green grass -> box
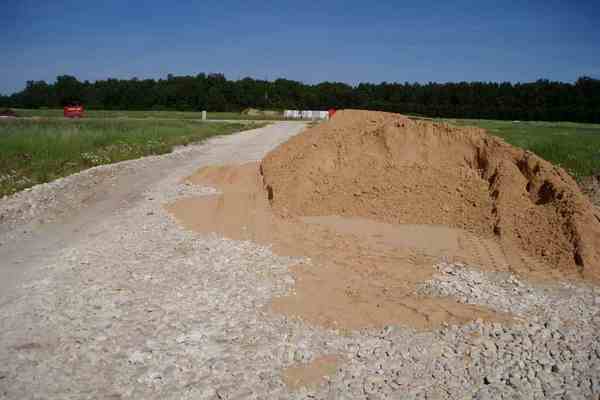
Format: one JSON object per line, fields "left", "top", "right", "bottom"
{"left": 439, "top": 119, "right": 600, "bottom": 180}
{"left": 0, "top": 118, "right": 262, "bottom": 197}
{"left": 13, "top": 109, "right": 286, "bottom": 121}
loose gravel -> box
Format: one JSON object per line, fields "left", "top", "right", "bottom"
{"left": 1, "top": 122, "right": 599, "bottom": 400}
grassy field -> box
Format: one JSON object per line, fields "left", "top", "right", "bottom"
{"left": 0, "top": 118, "right": 261, "bottom": 197}
{"left": 12, "top": 109, "right": 286, "bottom": 121}
{"left": 439, "top": 118, "right": 600, "bottom": 181}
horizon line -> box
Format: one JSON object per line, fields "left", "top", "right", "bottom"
{"left": 2, "top": 73, "right": 597, "bottom": 97}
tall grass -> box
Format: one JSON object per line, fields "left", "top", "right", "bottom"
{"left": 0, "top": 118, "right": 259, "bottom": 197}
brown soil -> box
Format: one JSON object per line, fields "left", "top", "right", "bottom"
{"left": 261, "top": 110, "right": 600, "bottom": 281}
{"left": 282, "top": 355, "right": 340, "bottom": 389}
{"left": 165, "top": 163, "right": 513, "bottom": 331}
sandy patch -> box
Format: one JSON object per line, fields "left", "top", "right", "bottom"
{"left": 165, "top": 163, "right": 512, "bottom": 331}
{"left": 282, "top": 355, "right": 340, "bottom": 389}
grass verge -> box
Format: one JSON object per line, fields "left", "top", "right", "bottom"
{"left": 12, "top": 109, "right": 286, "bottom": 121}
{"left": 0, "top": 118, "right": 262, "bottom": 197}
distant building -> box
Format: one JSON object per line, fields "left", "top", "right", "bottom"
{"left": 63, "top": 104, "right": 84, "bottom": 118}
{"left": 0, "top": 109, "right": 17, "bottom": 118}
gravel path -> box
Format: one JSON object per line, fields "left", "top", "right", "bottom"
{"left": 1, "top": 122, "right": 600, "bottom": 400}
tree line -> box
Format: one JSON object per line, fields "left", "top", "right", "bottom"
{"left": 1, "top": 73, "right": 599, "bottom": 122}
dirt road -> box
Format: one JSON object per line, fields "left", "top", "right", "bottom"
{"left": 0, "top": 122, "right": 310, "bottom": 398}
{"left": 0, "top": 122, "right": 305, "bottom": 296}
{"left": 1, "top": 120, "right": 599, "bottom": 400}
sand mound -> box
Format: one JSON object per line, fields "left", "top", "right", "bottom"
{"left": 262, "top": 110, "right": 600, "bottom": 280}
{"left": 165, "top": 111, "right": 599, "bottom": 331}
{"left": 166, "top": 163, "right": 512, "bottom": 330}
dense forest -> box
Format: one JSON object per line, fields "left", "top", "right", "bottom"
{"left": 1, "top": 74, "right": 599, "bottom": 122}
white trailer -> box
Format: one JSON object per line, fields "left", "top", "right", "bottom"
{"left": 284, "top": 110, "right": 329, "bottom": 120}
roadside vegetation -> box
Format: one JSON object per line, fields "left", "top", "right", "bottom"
{"left": 0, "top": 118, "right": 260, "bottom": 197}
{"left": 13, "top": 109, "right": 285, "bottom": 121}
{"left": 442, "top": 119, "right": 600, "bottom": 181}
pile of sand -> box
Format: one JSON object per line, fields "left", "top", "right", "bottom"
{"left": 166, "top": 110, "right": 600, "bottom": 332}
{"left": 166, "top": 163, "right": 510, "bottom": 330}
{"left": 262, "top": 110, "right": 600, "bottom": 280}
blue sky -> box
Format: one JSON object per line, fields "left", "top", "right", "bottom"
{"left": 1, "top": 0, "right": 599, "bottom": 94}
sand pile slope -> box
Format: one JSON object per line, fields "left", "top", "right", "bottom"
{"left": 261, "top": 110, "right": 600, "bottom": 280}
{"left": 166, "top": 163, "right": 511, "bottom": 330}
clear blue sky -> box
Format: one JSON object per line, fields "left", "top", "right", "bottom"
{"left": 1, "top": 0, "right": 599, "bottom": 95}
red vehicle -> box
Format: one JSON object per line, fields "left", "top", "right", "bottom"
{"left": 64, "top": 104, "right": 84, "bottom": 118}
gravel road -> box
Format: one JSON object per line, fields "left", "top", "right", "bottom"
{"left": 1, "top": 122, "right": 599, "bottom": 400}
